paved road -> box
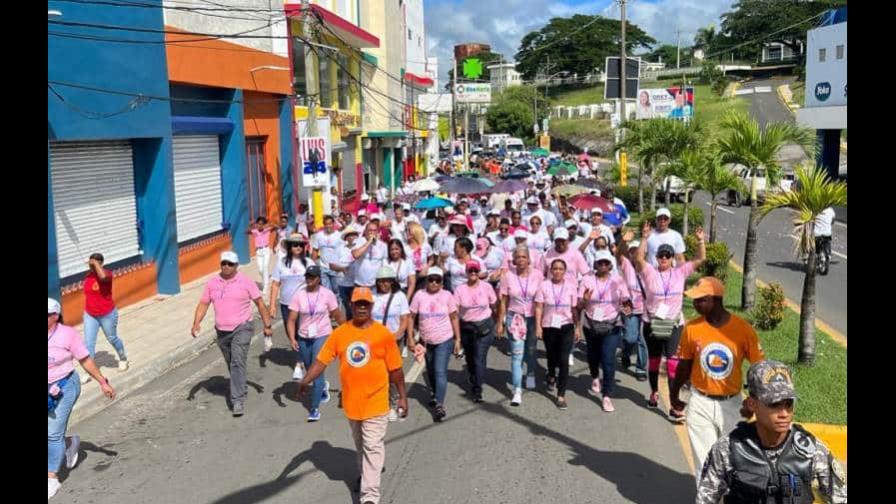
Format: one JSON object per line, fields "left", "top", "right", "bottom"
{"left": 61, "top": 330, "right": 695, "bottom": 504}
{"left": 693, "top": 191, "right": 847, "bottom": 337}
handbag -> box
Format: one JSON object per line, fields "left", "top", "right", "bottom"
{"left": 649, "top": 317, "right": 678, "bottom": 341}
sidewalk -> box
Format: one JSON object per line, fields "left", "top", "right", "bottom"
{"left": 70, "top": 262, "right": 272, "bottom": 425}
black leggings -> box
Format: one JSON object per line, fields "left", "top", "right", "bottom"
{"left": 644, "top": 322, "right": 683, "bottom": 394}
{"left": 543, "top": 324, "right": 575, "bottom": 396}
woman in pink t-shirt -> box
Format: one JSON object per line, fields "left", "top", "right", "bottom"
{"left": 247, "top": 216, "right": 276, "bottom": 294}
{"left": 47, "top": 298, "right": 115, "bottom": 499}
{"left": 496, "top": 245, "right": 544, "bottom": 406}
{"left": 409, "top": 266, "right": 460, "bottom": 422}
{"left": 286, "top": 266, "right": 345, "bottom": 422}
{"left": 535, "top": 258, "right": 581, "bottom": 410}
{"left": 577, "top": 250, "right": 632, "bottom": 413}
{"left": 629, "top": 223, "right": 706, "bottom": 410}
{"left": 453, "top": 260, "right": 498, "bottom": 404}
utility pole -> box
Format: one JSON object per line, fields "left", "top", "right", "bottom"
{"left": 302, "top": 0, "right": 324, "bottom": 228}
{"left": 676, "top": 29, "right": 683, "bottom": 69}
{"left": 618, "top": 0, "right": 628, "bottom": 186}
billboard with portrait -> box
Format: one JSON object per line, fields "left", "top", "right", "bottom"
{"left": 635, "top": 87, "right": 695, "bottom": 120}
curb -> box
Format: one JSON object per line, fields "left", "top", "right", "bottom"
{"left": 776, "top": 84, "right": 800, "bottom": 115}
{"left": 728, "top": 260, "right": 847, "bottom": 348}
{"left": 71, "top": 318, "right": 280, "bottom": 425}
{"left": 724, "top": 82, "right": 740, "bottom": 98}
{"left": 802, "top": 423, "right": 848, "bottom": 463}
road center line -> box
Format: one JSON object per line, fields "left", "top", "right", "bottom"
{"left": 704, "top": 201, "right": 735, "bottom": 214}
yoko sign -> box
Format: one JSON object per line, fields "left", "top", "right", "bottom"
{"left": 804, "top": 22, "right": 846, "bottom": 108}
{"left": 814, "top": 82, "right": 832, "bottom": 102}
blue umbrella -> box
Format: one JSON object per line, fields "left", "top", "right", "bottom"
{"left": 415, "top": 196, "right": 453, "bottom": 210}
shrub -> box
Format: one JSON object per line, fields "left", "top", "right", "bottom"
{"left": 684, "top": 235, "right": 731, "bottom": 282}
{"left": 753, "top": 283, "right": 786, "bottom": 330}
{"left": 613, "top": 185, "right": 639, "bottom": 213}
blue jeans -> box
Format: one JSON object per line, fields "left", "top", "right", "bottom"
{"left": 48, "top": 372, "right": 81, "bottom": 473}
{"left": 584, "top": 325, "right": 623, "bottom": 396}
{"left": 622, "top": 314, "right": 647, "bottom": 375}
{"left": 299, "top": 336, "right": 328, "bottom": 410}
{"left": 460, "top": 320, "right": 495, "bottom": 395}
{"left": 321, "top": 272, "right": 340, "bottom": 302}
{"left": 83, "top": 308, "right": 127, "bottom": 360}
{"left": 339, "top": 286, "right": 355, "bottom": 319}
{"left": 504, "top": 313, "right": 537, "bottom": 389}
{"left": 424, "top": 339, "right": 454, "bottom": 406}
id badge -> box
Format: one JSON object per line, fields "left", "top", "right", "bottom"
{"left": 307, "top": 324, "right": 318, "bottom": 339}
{"left": 550, "top": 314, "right": 564, "bottom": 328}
{"left": 655, "top": 303, "right": 670, "bottom": 319}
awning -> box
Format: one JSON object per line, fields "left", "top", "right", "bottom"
{"left": 404, "top": 72, "right": 434, "bottom": 89}
{"left": 332, "top": 142, "right": 350, "bottom": 152}
{"left": 284, "top": 3, "right": 380, "bottom": 48}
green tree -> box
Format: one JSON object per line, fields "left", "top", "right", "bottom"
{"left": 515, "top": 15, "right": 655, "bottom": 80}
{"left": 694, "top": 25, "right": 718, "bottom": 55}
{"left": 760, "top": 163, "right": 847, "bottom": 364}
{"left": 720, "top": 0, "right": 846, "bottom": 63}
{"left": 615, "top": 119, "right": 666, "bottom": 214}
{"left": 693, "top": 153, "right": 744, "bottom": 243}
{"left": 716, "top": 110, "right": 816, "bottom": 310}
{"left": 485, "top": 85, "right": 550, "bottom": 142}
{"left": 647, "top": 44, "right": 691, "bottom": 66}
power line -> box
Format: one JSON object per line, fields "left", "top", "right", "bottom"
{"left": 54, "top": 0, "right": 287, "bottom": 22}
{"left": 702, "top": 11, "right": 827, "bottom": 60}
{"left": 49, "top": 83, "right": 151, "bottom": 119}
{"left": 48, "top": 79, "right": 302, "bottom": 103}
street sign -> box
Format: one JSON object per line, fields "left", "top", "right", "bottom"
{"left": 463, "top": 58, "right": 484, "bottom": 80}
{"left": 604, "top": 57, "right": 640, "bottom": 100}
{"left": 298, "top": 136, "right": 330, "bottom": 187}
{"left": 455, "top": 83, "right": 491, "bottom": 103}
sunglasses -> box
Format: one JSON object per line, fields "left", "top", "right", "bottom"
{"left": 656, "top": 252, "right": 673, "bottom": 259}
{"left": 221, "top": 261, "right": 236, "bottom": 267}
{"left": 289, "top": 242, "right": 305, "bottom": 248}
{"left": 427, "top": 277, "right": 443, "bottom": 284}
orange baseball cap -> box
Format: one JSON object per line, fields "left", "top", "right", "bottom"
{"left": 684, "top": 277, "right": 725, "bottom": 299}
{"left": 351, "top": 287, "right": 374, "bottom": 304}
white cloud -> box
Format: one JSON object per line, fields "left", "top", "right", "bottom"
{"left": 424, "top": 0, "right": 735, "bottom": 85}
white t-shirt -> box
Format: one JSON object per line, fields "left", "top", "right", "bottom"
{"left": 480, "top": 246, "right": 506, "bottom": 273}
{"left": 352, "top": 239, "right": 388, "bottom": 287}
{"left": 527, "top": 230, "right": 552, "bottom": 252}
{"left": 335, "top": 245, "right": 357, "bottom": 287}
{"left": 390, "top": 218, "right": 409, "bottom": 243}
{"left": 646, "top": 229, "right": 686, "bottom": 267}
{"left": 376, "top": 187, "right": 388, "bottom": 201}
{"left": 814, "top": 208, "right": 835, "bottom": 237}
{"left": 386, "top": 258, "right": 416, "bottom": 290}
{"left": 372, "top": 291, "right": 411, "bottom": 336}
{"left": 271, "top": 257, "right": 308, "bottom": 306}
{"left": 311, "top": 230, "right": 344, "bottom": 271}
{"left": 445, "top": 254, "right": 484, "bottom": 292}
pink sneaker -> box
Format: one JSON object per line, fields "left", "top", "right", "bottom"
{"left": 602, "top": 396, "right": 615, "bottom": 412}
{"left": 590, "top": 378, "right": 601, "bottom": 395}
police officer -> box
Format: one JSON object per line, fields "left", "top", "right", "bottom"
{"left": 696, "top": 360, "right": 847, "bottom": 503}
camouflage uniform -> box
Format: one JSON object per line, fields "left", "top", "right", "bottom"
{"left": 695, "top": 360, "right": 847, "bottom": 503}
{"left": 696, "top": 425, "right": 847, "bottom": 503}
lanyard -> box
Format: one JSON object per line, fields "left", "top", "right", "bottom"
{"left": 306, "top": 289, "right": 322, "bottom": 317}
{"left": 516, "top": 271, "right": 530, "bottom": 300}
{"left": 595, "top": 277, "right": 612, "bottom": 303}
{"left": 659, "top": 270, "right": 673, "bottom": 298}
{"left": 550, "top": 281, "right": 565, "bottom": 307}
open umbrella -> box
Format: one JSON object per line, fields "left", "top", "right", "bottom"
{"left": 415, "top": 196, "right": 453, "bottom": 210}
{"left": 503, "top": 169, "right": 529, "bottom": 180}
{"left": 531, "top": 148, "right": 550, "bottom": 157}
{"left": 439, "top": 176, "right": 492, "bottom": 195}
{"left": 491, "top": 179, "right": 528, "bottom": 193}
{"left": 568, "top": 194, "right": 615, "bottom": 213}
{"left": 413, "top": 178, "right": 441, "bottom": 192}
{"left": 551, "top": 185, "right": 590, "bottom": 198}
{"left": 548, "top": 162, "right": 577, "bottom": 176}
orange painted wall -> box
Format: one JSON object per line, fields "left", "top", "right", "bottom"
{"left": 165, "top": 28, "right": 290, "bottom": 95}
{"left": 244, "top": 91, "right": 285, "bottom": 223}
{"left": 60, "top": 263, "right": 159, "bottom": 327}
{"left": 178, "top": 233, "right": 233, "bottom": 285}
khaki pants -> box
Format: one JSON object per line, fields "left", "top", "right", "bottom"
{"left": 687, "top": 389, "right": 743, "bottom": 484}
{"left": 349, "top": 414, "right": 389, "bottom": 504}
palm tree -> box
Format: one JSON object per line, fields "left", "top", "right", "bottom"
{"left": 657, "top": 119, "right": 705, "bottom": 208}
{"left": 616, "top": 120, "right": 665, "bottom": 214}
{"left": 760, "top": 163, "right": 847, "bottom": 364}
{"left": 694, "top": 153, "right": 744, "bottom": 243}
{"left": 694, "top": 25, "right": 717, "bottom": 57}
{"left": 716, "top": 111, "right": 815, "bottom": 310}
{"left": 667, "top": 149, "right": 704, "bottom": 237}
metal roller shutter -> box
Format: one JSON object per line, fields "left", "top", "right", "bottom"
{"left": 172, "top": 135, "right": 224, "bottom": 242}
{"left": 50, "top": 140, "right": 140, "bottom": 279}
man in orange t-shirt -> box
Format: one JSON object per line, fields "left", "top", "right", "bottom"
{"left": 298, "top": 287, "right": 407, "bottom": 504}
{"left": 669, "top": 277, "right": 765, "bottom": 482}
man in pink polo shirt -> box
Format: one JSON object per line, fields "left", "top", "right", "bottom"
{"left": 191, "top": 251, "right": 273, "bottom": 417}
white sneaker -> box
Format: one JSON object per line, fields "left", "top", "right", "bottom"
{"left": 80, "top": 373, "right": 92, "bottom": 385}
{"left": 118, "top": 359, "right": 129, "bottom": 372}
{"left": 568, "top": 353, "right": 575, "bottom": 367}
{"left": 388, "top": 408, "right": 399, "bottom": 422}
{"left": 401, "top": 345, "right": 408, "bottom": 358}
{"left": 65, "top": 434, "right": 80, "bottom": 469}
{"left": 264, "top": 336, "right": 273, "bottom": 352}
{"left": 511, "top": 388, "right": 522, "bottom": 406}
{"left": 292, "top": 365, "right": 305, "bottom": 381}
{"left": 48, "top": 478, "right": 61, "bottom": 499}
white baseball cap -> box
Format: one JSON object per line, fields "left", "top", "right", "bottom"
{"left": 357, "top": 209, "right": 367, "bottom": 216}
{"left": 361, "top": 194, "right": 370, "bottom": 201}
{"left": 628, "top": 240, "right": 641, "bottom": 249}
{"left": 426, "top": 266, "right": 444, "bottom": 277}
{"left": 565, "top": 219, "right": 578, "bottom": 228}
{"left": 487, "top": 209, "right": 500, "bottom": 217}
{"left": 592, "top": 250, "right": 615, "bottom": 265}
{"left": 48, "top": 297, "right": 61, "bottom": 314}
{"left": 513, "top": 229, "right": 528, "bottom": 239}
{"left": 657, "top": 208, "right": 672, "bottom": 219}
{"left": 526, "top": 196, "right": 539, "bottom": 205}
{"left": 220, "top": 251, "right": 239, "bottom": 263}
{"left": 370, "top": 213, "right": 383, "bottom": 221}
{"left": 553, "top": 228, "right": 570, "bottom": 241}
{"left": 591, "top": 208, "right": 603, "bottom": 215}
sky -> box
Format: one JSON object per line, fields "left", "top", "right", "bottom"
{"left": 423, "top": 0, "right": 737, "bottom": 87}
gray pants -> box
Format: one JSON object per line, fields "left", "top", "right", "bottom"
{"left": 216, "top": 321, "right": 254, "bottom": 404}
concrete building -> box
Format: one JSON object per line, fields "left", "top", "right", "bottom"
{"left": 487, "top": 62, "right": 522, "bottom": 93}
